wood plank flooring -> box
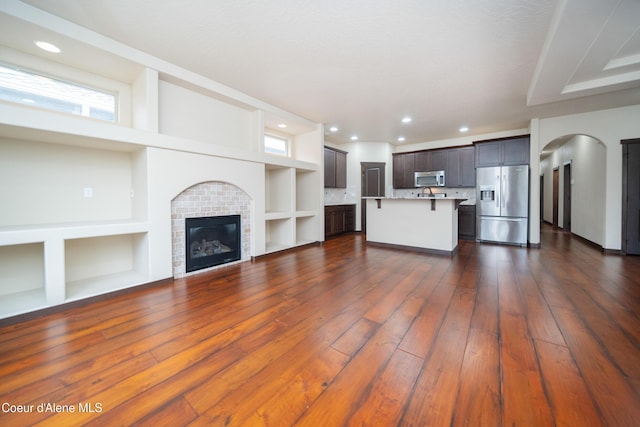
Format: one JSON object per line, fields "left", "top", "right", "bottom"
{"left": 1, "top": 224, "right": 640, "bottom": 426}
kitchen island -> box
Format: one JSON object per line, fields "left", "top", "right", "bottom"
{"left": 364, "top": 197, "right": 466, "bottom": 255}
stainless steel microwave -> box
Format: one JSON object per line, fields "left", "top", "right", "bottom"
{"left": 414, "top": 170, "right": 445, "bottom": 187}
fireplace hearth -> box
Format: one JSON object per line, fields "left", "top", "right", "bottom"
{"left": 185, "top": 215, "right": 241, "bottom": 273}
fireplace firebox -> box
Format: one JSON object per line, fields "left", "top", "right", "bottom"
{"left": 185, "top": 215, "right": 241, "bottom": 273}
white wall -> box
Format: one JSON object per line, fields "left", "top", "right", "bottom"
{"left": 0, "top": 139, "right": 133, "bottom": 226}
{"left": 145, "top": 147, "right": 265, "bottom": 281}
{"left": 132, "top": 68, "right": 159, "bottom": 132}
{"left": 158, "top": 80, "right": 254, "bottom": 149}
{"left": 537, "top": 105, "right": 640, "bottom": 250}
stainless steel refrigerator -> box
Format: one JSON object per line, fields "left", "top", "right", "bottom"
{"left": 476, "top": 165, "right": 529, "bottom": 246}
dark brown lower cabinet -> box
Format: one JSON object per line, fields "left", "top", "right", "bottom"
{"left": 458, "top": 205, "right": 476, "bottom": 240}
{"left": 325, "top": 204, "right": 356, "bottom": 238}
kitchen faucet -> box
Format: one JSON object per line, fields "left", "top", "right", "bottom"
{"left": 421, "top": 187, "right": 434, "bottom": 197}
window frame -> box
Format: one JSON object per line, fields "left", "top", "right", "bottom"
{"left": 0, "top": 47, "right": 132, "bottom": 126}
{"left": 264, "top": 133, "right": 290, "bottom": 157}
{"left": 0, "top": 62, "right": 118, "bottom": 122}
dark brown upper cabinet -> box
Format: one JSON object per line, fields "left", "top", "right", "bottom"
{"left": 475, "top": 136, "right": 530, "bottom": 167}
{"left": 430, "top": 150, "right": 448, "bottom": 172}
{"left": 459, "top": 146, "right": 476, "bottom": 187}
{"left": 324, "top": 146, "right": 347, "bottom": 188}
{"left": 393, "top": 146, "right": 475, "bottom": 189}
{"left": 392, "top": 152, "right": 415, "bottom": 188}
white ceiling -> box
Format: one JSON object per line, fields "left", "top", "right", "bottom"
{"left": 6, "top": 0, "right": 640, "bottom": 145}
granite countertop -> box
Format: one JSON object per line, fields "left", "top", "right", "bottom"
{"left": 324, "top": 202, "right": 357, "bottom": 206}
{"left": 362, "top": 196, "right": 468, "bottom": 201}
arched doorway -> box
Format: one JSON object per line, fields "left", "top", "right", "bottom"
{"left": 539, "top": 134, "right": 606, "bottom": 246}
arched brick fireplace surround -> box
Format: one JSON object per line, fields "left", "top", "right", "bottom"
{"left": 171, "top": 181, "right": 251, "bottom": 278}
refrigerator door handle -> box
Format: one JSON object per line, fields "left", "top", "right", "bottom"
{"left": 496, "top": 174, "right": 500, "bottom": 208}
{"left": 502, "top": 174, "right": 506, "bottom": 208}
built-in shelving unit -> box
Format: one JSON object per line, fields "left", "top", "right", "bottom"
{"left": 65, "top": 232, "right": 149, "bottom": 301}
{"left": 0, "top": 2, "right": 323, "bottom": 320}
{"left": 0, "top": 242, "right": 46, "bottom": 317}
{"left": 263, "top": 165, "right": 320, "bottom": 254}
{"left": 266, "top": 166, "right": 294, "bottom": 215}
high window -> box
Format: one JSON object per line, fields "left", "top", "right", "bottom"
{"left": 264, "top": 134, "right": 289, "bottom": 156}
{"left": 0, "top": 64, "right": 116, "bottom": 122}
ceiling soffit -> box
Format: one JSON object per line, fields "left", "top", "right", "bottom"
{"left": 528, "top": 0, "right": 640, "bottom": 106}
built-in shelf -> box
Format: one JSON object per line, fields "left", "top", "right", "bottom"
{"left": 296, "top": 216, "right": 318, "bottom": 246}
{"left": 265, "top": 218, "right": 294, "bottom": 254}
{"left": 66, "top": 270, "right": 148, "bottom": 302}
{"left": 296, "top": 170, "right": 317, "bottom": 211}
{"left": 264, "top": 212, "right": 291, "bottom": 221}
{"left": 265, "top": 166, "right": 294, "bottom": 214}
{"left": 295, "top": 210, "right": 316, "bottom": 218}
{"left": 0, "top": 51, "right": 323, "bottom": 320}
{"left": 0, "top": 104, "right": 319, "bottom": 172}
{"left": 0, "top": 289, "right": 48, "bottom": 319}
{"left": 0, "top": 220, "right": 149, "bottom": 246}
{"left": 263, "top": 164, "right": 321, "bottom": 254}
{"left": 65, "top": 232, "right": 148, "bottom": 290}
{"left": 0, "top": 242, "right": 46, "bottom": 318}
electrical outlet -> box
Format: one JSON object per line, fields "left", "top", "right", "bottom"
{"left": 83, "top": 187, "right": 93, "bottom": 198}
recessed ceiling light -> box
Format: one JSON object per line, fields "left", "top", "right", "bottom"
{"left": 277, "top": 123, "right": 287, "bottom": 128}
{"left": 459, "top": 126, "right": 469, "bottom": 132}
{"left": 402, "top": 117, "right": 412, "bottom": 124}
{"left": 35, "top": 41, "right": 61, "bottom": 53}
{"left": 397, "top": 137, "right": 406, "bottom": 142}
{"left": 350, "top": 135, "right": 358, "bottom": 141}
{"left": 329, "top": 126, "right": 338, "bottom": 132}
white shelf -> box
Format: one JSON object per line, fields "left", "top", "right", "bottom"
{"left": 295, "top": 238, "right": 316, "bottom": 247}
{"left": 0, "top": 220, "right": 149, "bottom": 246}
{"left": 296, "top": 169, "right": 318, "bottom": 212}
{"left": 265, "top": 167, "right": 294, "bottom": 214}
{"left": 264, "top": 242, "right": 291, "bottom": 254}
{"left": 0, "top": 242, "right": 45, "bottom": 317}
{"left": 295, "top": 210, "right": 316, "bottom": 218}
{"left": 65, "top": 232, "right": 149, "bottom": 295}
{"left": 296, "top": 216, "right": 318, "bottom": 245}
{"left": 66, "top": 270, "right": 148, "bottom": 302}
{"left": 265, "top": 218, "right": 294, "bottom": 254}
{"left": 265, "top": 212, "right": 292, "bottom": 221}
{"left": 263, "top": 161, "right": 321, "bottom": 255}
{"left": 0, "top": 289, "right": 48, "bottom": 319}
{"left": 0, "top": 104, "right": 319, "bottom": 171}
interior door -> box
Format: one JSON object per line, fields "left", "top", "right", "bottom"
{"left": 540, "top": 175, "right": 544, "bottom": 222}
{"left": 563, "top": 163, "right": 572, "bottom": 231}
{"left": 553, "top": 168, "right": 559, "bottom": 227}
{"left": 623, "top": 140, "right": 640, "bottom": 254}
{"left": 361, "top": 162, "right": 386, "bottom": 233}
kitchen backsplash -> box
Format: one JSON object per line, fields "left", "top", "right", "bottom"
{"left": 393, "top": 187, "right": 476, "bottom": 204}
{"left": 324, "top": 185, "right": 358, "bottom": 205}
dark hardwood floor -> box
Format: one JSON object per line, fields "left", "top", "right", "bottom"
{"left": 1, "top": 224, "right": 640, "bottom": 426}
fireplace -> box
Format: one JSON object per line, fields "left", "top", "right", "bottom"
{"left": 185, "top": 215, "right": 241, "bottom": 273}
